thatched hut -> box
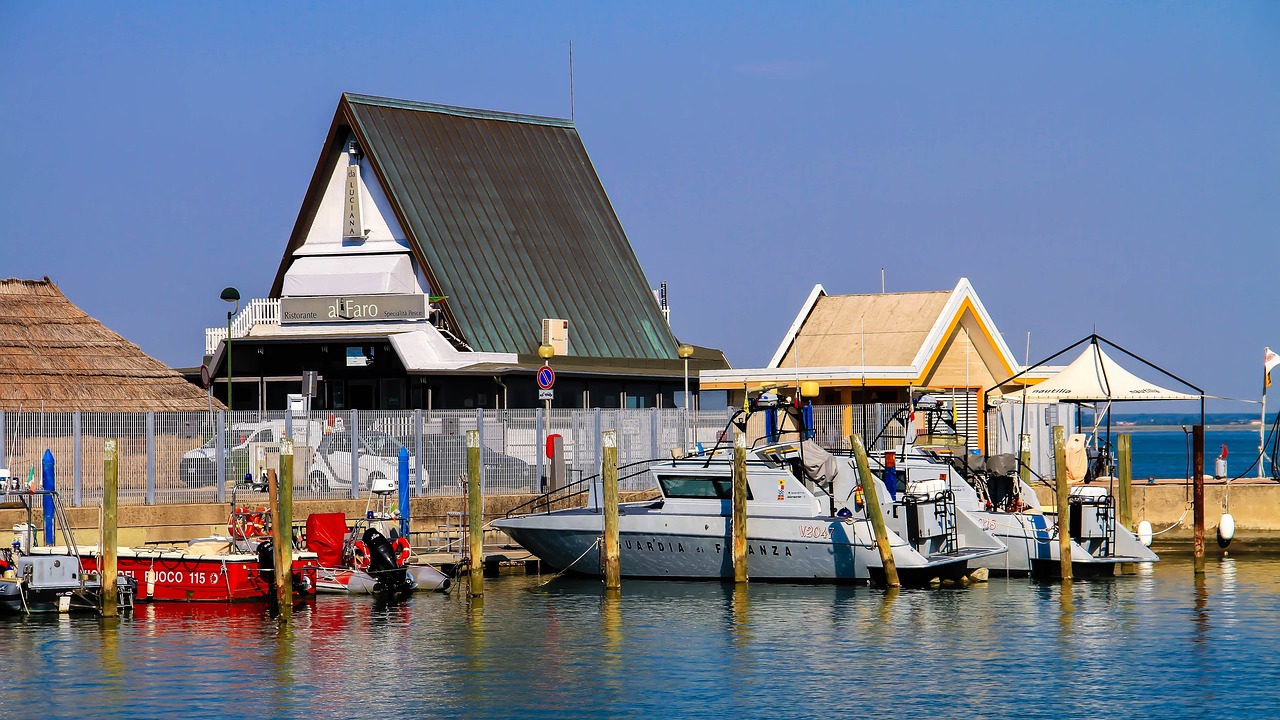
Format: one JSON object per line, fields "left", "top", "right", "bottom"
{"left": 0, "top": 278, "right": 215, "bottom": 411}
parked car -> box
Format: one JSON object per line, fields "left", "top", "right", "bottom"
{"left": 401, "top": 434, "right": 535, "bottom": 489}
{"left": 180, "top": 420, "right": 323, "bottom": 487}
{"left": 305, "top": 430, "right": 426, "bottom": 493}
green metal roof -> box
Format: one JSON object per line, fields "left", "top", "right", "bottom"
{"left": 293, "top": 92, "right": 681, "bottom": 361}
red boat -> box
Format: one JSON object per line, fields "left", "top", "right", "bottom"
{"left": 34, "top": 506, "right": 319, "bottom": 603}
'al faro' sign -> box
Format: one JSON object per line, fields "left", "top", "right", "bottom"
{"left": 280, "top": 295, "right": 428, "bottom": 324}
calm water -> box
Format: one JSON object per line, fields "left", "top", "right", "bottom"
{"left": 1120, "top": 429, "right": 1265, "bottom": 480}
{"left": 2, "top": 555, "right": 1279, "bottom": 719}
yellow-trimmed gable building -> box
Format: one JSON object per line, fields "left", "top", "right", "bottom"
{"left": 701, "top": 278, "right": 1034, "bottom": 452}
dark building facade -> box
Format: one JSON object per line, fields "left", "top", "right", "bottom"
{"left": 200, "top": 93, "right": 726, "bottom": 411}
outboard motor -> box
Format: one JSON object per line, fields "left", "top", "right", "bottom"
{"left": 257, "top": 539, "right": 275, "bottom": 585}
{"left": 256, "top": 538, "right": 310, "bottom": 598}
{"left": 362, "top": 528, "right": 411, "bottom": 594}
{"left": 985, "top": 454, "right": 1018, "bottom": 511}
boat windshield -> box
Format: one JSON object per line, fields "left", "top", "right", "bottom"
{"left": 658, "top": 476, "right": 752, "bottom": 500}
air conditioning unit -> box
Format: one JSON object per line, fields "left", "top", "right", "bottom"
{"left": 542, "top": 318, "right": 569, "bottom": 356}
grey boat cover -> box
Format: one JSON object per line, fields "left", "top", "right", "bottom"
{"left": 801, "top": 441, "right": 840, "bottom": 485}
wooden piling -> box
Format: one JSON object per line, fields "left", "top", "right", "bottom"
{"left": 1053, "top": 425, "right": 1072, "bottom": 582}
{"left": 1193, "top": 424, "right": 1206, "bottom": 575}
{"left": 851, "top": 434, "right": 899, "bottom": 588}
{"left": 466, "top": 429, "right": 484, "bottom": 597}
{"left": 1117, "top": 433, "right": 1135, "bottom": 574}
{"left": 732, "top": 432, "right": 748, "bottom": 584}
{"left": 602, "top": 430, "right": 620, "bottom": 592}
{"left": 274, "top": 440, "right": 293, "bottom": 620}
{"left": 101, "top": 438, "right": 118, "bottom": 617}
{"left": 1117, "top": 433, "right": 1133, "bottom": 530}
{"left": 1019, "top": 434, "right": 1031, "bottom": 486}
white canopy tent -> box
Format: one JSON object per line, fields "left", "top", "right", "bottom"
{"left": 1000, "top": 342, "right": 1200, "bottom": 404}
{"left": 989, "top": 334, "right": 1204, "bottom": 483}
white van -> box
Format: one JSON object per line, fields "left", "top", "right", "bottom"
{"left": 180, "top": 420, "right": 323, "bottom": 487}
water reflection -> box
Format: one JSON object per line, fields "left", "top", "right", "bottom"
{"left": 5, "top": 557, "right": 1280, "bottom": 719}
{"left": 1193, "top": 572, "right": 1209, "bottom": 645}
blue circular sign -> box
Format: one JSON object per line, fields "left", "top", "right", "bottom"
{"left": 537, "top": 365, "right": 555, "bottom": 389}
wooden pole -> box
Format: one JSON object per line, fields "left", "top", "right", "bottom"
{"left": 601, "top": 430, "right": 620, "bottom": 591}
{"left": 1193, "top": 424, "right": 1206, "bottom": 575}
{"left": 1117, "top": 433, "right": 1133, "bottom": 530}
{"left": 275, "top": 440, "right": 294, "bottom": 620}
{"left": 1053, "top": 425, "right": 1072, "bottom": 582}
{"left": 731, "top": 431, "right": 748, "bottom": 583}
{"left": 1117, "top": 432, "right": 1135, "bottom": 575}
{"left": 851, "top": 434, "right": 899, "bottom": 587}
{"left": 466, "top": 429, "right": 484, "bottom": 597}
{"left": 1019, "top": 435, "right": 1031, "bottom": 486}
{"left": 102, "top": 438, "right": 118, "bottom": 617}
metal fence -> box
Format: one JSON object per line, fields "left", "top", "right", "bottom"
{"left": 0, "top": 405, "right": 909, "bottom": 507}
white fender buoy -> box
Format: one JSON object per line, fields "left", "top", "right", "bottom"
{"left": 1138, "top": 520, "right": 1153, "bottom": 548}
{"left": 1217, "top": 513, "right": 1235, "bottom": 547}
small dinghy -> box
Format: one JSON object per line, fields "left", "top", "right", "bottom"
{"left": 306, "top": 512, "right": 450, "bottom": 597}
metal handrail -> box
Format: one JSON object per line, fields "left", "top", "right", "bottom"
{"left": 504, "top": 459, "right": 656, "bottom": 517}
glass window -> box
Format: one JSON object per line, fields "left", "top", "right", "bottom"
{"left": 329, "top": 434, "right": 349, "bottom": 454}
{"left": 657, "top": 475, "right": 751, "bottom": 500}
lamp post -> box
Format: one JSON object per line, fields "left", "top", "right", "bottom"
{"left": 538, "top": 343, "right": 555, "bottom": 489}
{"left": 678, "top": 344, "right": 694, "bottom": 451}
{"left": 221, "top": 287, "right": 240, "bottom": 411}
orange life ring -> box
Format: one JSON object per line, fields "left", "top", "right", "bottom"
{"left": 392, "top": 537, "right": 411, "bottom": 566}
{"left": 246, "top": 514, "right": 265, "bottom": 537}
{"left": 229, "top": 507, "right": 254, "bottom": 538}
{"left": 352, "top": 541, "right": 371, "bottom": 570}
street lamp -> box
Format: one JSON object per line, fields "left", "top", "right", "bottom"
{"left": 538, "top": 343, "right": 555, "bottom": 490}
{"left": 678, "top": 344, "right": 694, "bottom": 451}
{"left": 221, "top": 287, "right": 240, "bottom": 411}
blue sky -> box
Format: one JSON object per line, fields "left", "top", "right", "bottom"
{"left": 1, "top": 3, "right": 1276, "bottom": 408}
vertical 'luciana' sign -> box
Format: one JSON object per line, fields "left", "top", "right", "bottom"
{"left": 344, "top": 165, "right": 364, "bottom": 238}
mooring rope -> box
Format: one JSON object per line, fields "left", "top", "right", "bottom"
{"left": 532, "top": 537, "right": 601, "bottom": 589}
{"left": 1148, "top": 503, "right": 1193, "bottom": 537}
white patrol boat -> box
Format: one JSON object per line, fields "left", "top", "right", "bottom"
{"left": 494, "top": 399, "right": 1004, "bottom": 586}
{"left": 865, "top": 397, "right": 1159, "bottom": 578}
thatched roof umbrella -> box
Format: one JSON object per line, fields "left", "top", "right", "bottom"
{"left": 0, "top": 277, "right": 217, "bottom": 412}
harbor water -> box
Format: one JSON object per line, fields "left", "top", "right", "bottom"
{"left": 2, "top": 555, "right": 1278, "bottom": 719}
{"left": 1127, "top": 429, "right": 1268, "bottom": 481}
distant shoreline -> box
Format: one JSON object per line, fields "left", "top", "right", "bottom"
{"left": 1110, "top": 425, "right": 1263, "bottom": 433}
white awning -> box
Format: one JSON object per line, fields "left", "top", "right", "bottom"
{"left": 389, "top": 328, "right": 519, "bottom": 372}
{"left": 282, "top": 254, "right": 419, "bottom": 296}
{"left": 1001, "top": 343, "right": 1199, "bottom": 403}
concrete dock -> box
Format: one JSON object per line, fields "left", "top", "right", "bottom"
{"left": 3, "top": 483, "right": 1276, "bottom": 559}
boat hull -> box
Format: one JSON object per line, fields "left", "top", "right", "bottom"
{"left": 37, "top": 547, "right": 318, "bottom": 602}
{"left": 965, "top": 510, "right": 1158, "bottom": 576}
{"left": 315, "top": 564, "right": 450, "bottom": 595}
{"left": 497, "top": 508, "right": 993, "bottom": 585}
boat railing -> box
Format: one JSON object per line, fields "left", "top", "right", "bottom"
{"left": 505, "top": 459, "right": 656, "bottom": 517}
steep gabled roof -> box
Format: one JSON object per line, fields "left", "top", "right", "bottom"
{"left": 271, "top": 93, "right": 679, "bottom": 361}
{"left": 703, "top": 278, "right": 1026, "bottom": 390}
{"left": 0, "top": 278, "right": 215, "bottom": 411}
{"left": 773, "top": 288, "right": 952, "bottom": 368}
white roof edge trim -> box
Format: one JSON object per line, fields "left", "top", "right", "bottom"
{"left": 767, "top": 283, "right": 826, "bottom": 369}
{"left": 701, "top": 366, "right": 918, "bottom": 383}
{"left": 907, "top": 277, "right": 1022, "bottom": 378}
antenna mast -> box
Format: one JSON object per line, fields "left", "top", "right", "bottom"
{"left": 569, "top": 41, "right": 575, "bottom": 121}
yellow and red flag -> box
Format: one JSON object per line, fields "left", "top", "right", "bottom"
{"left": 1266, "top": 347, "right": 1280, "bottom": 388}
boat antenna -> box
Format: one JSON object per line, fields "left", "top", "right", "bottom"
{"left": 880, "top": 268, "right": 885, "bottom": 294}
{"left": 569, "top": 40, "right": 575, "bottom": 122}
